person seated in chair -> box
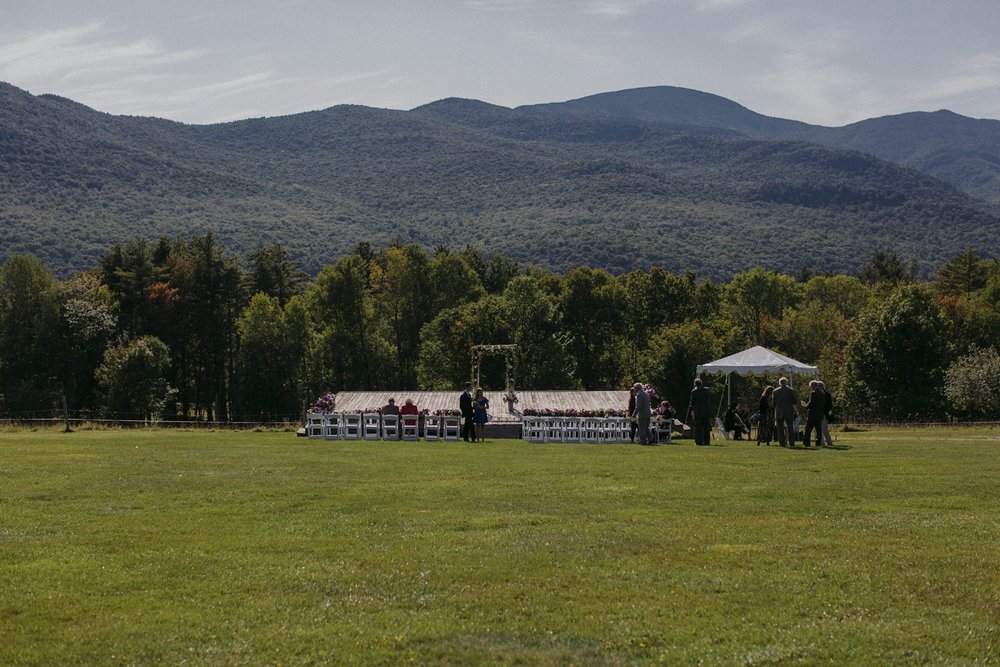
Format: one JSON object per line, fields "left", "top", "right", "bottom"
{"left": 399, "top": 399, "right": 419, "bottom": 438}
{"left": 724, "top": 402, "right": 743, "bottom": 440}
{"left": 382, "top": 398, "right": 399, "bottom": 416}
{"left": 400, "top": 398, "right": 419, "bottom": 416}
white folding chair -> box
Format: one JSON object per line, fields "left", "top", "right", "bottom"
{"left": 401, "top": 414, "right": 420, "bottom": 441}
{"left": 324, "top": 413, "right": 342, "bottom": 440}
{"left": 423, "top": 414, "right": 441, "bottom": 441}
{"left": 714, "top": 417, "right": 730, "bottom": 441}
{"left": 342, "top": 413, "right": 362, "bottom": 440}
{"left": 562, "top": 417, "right": 581, "bottom": 443}
{"left": 657, "top": 417, "right": 673, "bottom": 444}
{"left": 381, "top": 414, "right": 399, "bottom": 440}
{"left": 525, "top": 417, "right": 545, "bottom": 443}
{"left": 604, "top": 417, "right": 629, "bottom": 443}
{"left": 306, "top": 413, "right": 325, "bottom": 438}
{"left": 545, "top": 417, "right": 564, "bottom": 443}
{"left": 363, "top": 413, "right": 381, "bottom": 440}
{"left": 582, "top": 418, "right": 602, "bottom": 443}
{"left": 442, "top": 415, "right": 461, "bottom": 440}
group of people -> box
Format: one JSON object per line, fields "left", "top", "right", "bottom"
{"left": 689, "top": 376, "right": 835, "bottom": 447}
{"left": 380, "top": 397, "right": 422, "bottom": 438}
{"left": 627, "top": 383, "right": 675, "bottom": 445}
{"left": 459, "top": 383, "right": 490, "bottom": 442}
{"left": 382, "top": 388, "right": 491, "bottom": 441}
{"left": 381, "top": 397, "right": 421, "bottom": 419}
{"left": 757, "top": 377, "right": 834, "bottom": 448}
{"left": 389, "top": 377, "right": 833, "bottom": 447}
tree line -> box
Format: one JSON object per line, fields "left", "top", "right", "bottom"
{"left": 1, "top": 236, "right": 998, "bottom": 424}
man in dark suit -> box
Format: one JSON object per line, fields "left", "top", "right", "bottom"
{"left": 771, "top": 377, "right": 798, "bottom": 447}
{"left": 460, "top": 382, "right": 475, "bottom": 442}
{"left": 690, "top": 378, "right": 712, "bottom": 446}
{"left": 803, "top": 380, "right": 826, "bottom": 448}
{"left": 819, "top": 380, "right": 835, "bottom": 447}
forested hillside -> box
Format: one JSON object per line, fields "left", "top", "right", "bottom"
{"left": 1, "top": 82, "right": 998, "bottom": 279}
{"left": 526, "top": 86, "right": 1000, "bottom": 204}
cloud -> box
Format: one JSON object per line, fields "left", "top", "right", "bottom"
{"left": 585, "top": 2, "right": 634, "bottom": 16}
{"left": 692, "top": 0, "right": 755, "bottom": 10}
{"left": 909, "top": 52, "right": 1000, "bottom": 109}
{"left": 463, "top": 0, "right": 641, "bottom": 17}
{"left": 0, "top": 22, "right": 393, "bottom": 123}
{"left": 0, "top": 22, "right": 205, "bottom": 97}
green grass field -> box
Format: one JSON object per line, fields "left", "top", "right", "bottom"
{"left": 1, "top": 428, "right": 998, "bottom": 665}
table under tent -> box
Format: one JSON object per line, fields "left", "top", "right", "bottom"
{"left": 694, "top": 346, "right": 819, "bottom": 441}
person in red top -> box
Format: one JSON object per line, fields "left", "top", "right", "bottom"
{"left": 399, "top": 399, "right": 420, "bottom": 439}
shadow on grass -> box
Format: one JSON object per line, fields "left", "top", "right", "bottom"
{"left": 784, "top": 443, "right": 853, "bottom": 451}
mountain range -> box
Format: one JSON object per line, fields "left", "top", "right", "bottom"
{"left": 1, "top": 81, "right": 998, "bottom": 279}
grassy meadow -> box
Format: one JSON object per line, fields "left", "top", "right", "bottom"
{"left": 1, "top": 427, "right": 998, "bottom": 665}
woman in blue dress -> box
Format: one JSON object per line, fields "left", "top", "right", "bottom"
{"left": 473, "top": 388, "right": 490, "bottom": 442}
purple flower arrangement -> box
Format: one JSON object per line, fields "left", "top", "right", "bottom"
{"left": 308, "top": 392, "right": 336, "bottom": 414}
{"left": 643, "top": 384, "right": 660, "bottom": 407}
{"left": 522, "top": 408, "right": 627, "bottom": 417}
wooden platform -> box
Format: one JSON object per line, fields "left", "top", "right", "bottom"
{"left": 330, "top": 390, "right": 631, "bottom": 423}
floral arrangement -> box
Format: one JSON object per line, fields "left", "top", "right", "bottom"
{"left": 656, "top": 401, "right": 676, "bottom": 417}
{"left": 308, "top": 392, "right": 335, "bottom": 414}
{"left": 362, "top": 407, "right": 383, "bottom": 415}
{"left": 643, "top": 384, "right": 660, "bottom": 407}
{"left": 523, "top": 408, "right": 628, "bottom": 417}
{"left": 434, "top": 409, "right": 462, "bottom": 416}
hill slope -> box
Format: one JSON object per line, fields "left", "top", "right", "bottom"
{"left": 527, "top": 86, "right": 1000, "bottom": 204}
{"left": 1, "top": 82, "right": 998, "bottom": 279}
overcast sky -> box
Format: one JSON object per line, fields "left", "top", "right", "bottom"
{"left": 2, "top": 0, "right": 999, "bottom": 126}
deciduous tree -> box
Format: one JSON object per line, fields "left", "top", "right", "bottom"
{"left": 843, "top": 285, "right": 949, "bottom": 420}
{"left": 96, "top": 336, "right": 174, "bottom": 421}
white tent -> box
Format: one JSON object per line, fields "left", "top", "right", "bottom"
{"left": 695, "top": 346, "right": 818, "bottom": 416}
{"left": 696, "top": 345, "right": 818, "bottom": 377}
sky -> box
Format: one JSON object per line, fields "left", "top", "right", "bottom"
{"left": 2, "top": 0, "right": 999, "bottom": 127}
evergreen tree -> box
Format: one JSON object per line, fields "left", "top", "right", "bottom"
{"left": 245, "top": 243, "right": 309, "bottom": 307}
{"left": 935, "top": 249, "right": 990, "bottom": 296}
{"left": 0, "top": 255, "right": 62, "bottom": 414}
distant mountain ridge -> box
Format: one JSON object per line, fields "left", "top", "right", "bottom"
{"left": 512, "top": 86, "right": 1000, "bottom": 204}
{"left": 1, "top": 81, "right": 998, "bottom": 279}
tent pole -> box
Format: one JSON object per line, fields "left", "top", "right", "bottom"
{"left": 685, "top": 372, "right": 696, "bottom": 427}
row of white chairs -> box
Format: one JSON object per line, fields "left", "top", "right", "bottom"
{"left": 306, "top": 413, "right": 463, "bottom": 441}
{"left": 522, "top": 416, "right": 673, "bottom": 444}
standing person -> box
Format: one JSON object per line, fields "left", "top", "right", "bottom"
{"left": 771, "top": 377, "right": 798, "bottom": 447}
{"left": 627, "top": 386, "right": 638, "bottom": 443}
{"left": 690, "top": 378, "right": 713, "bottom": 446}
{"left": 803, "top": 380, "right": 826, "bottom": 448}
{"left": 473, "top": 388, "right": 490, "bottom": 443}
{"left": 757, "top": 386, "right": 774, "bottom": 446}
{"left": 818, "top": 380, "right": 835, "bottom": 447}
{"left": 460, "top": 382, "right": 476, "bottom": 442}
{"left": 633, "top": 382, "right": 651, "bottom": 445}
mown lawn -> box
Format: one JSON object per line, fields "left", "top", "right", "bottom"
{"left": 1, "top": 427, "right": 998, "bottom": 665}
